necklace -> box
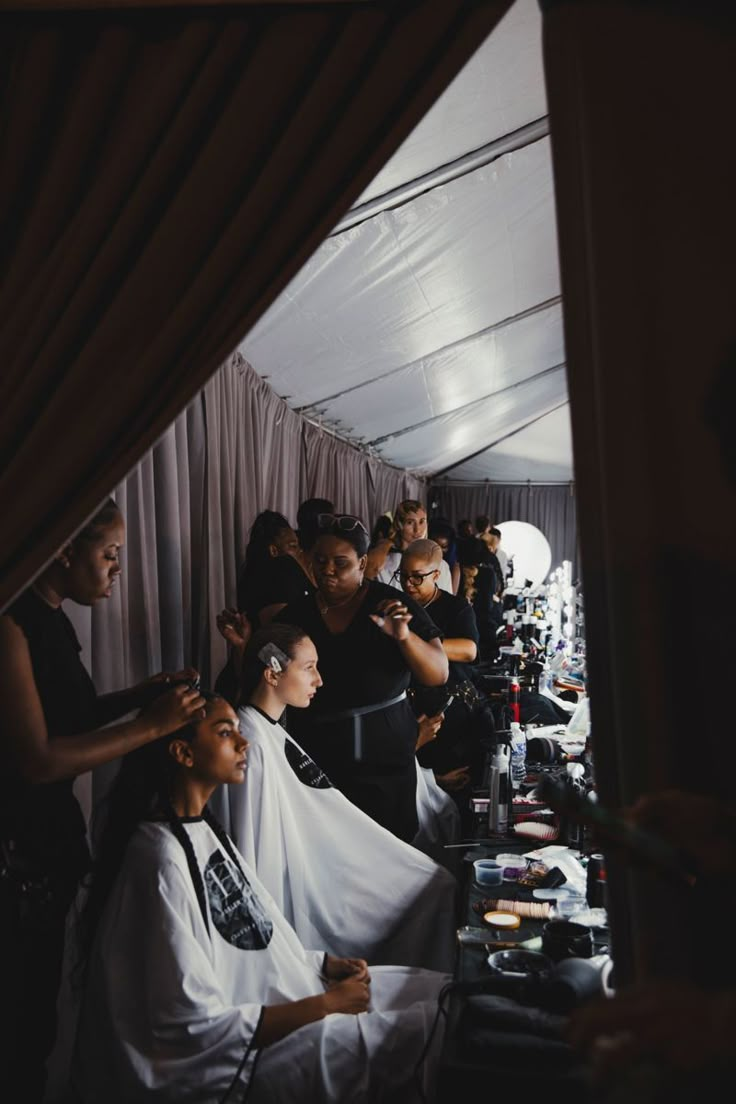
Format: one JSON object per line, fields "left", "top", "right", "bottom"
{"left": 318, "top": 582, "right": 364, "bottom": 616}
{"left": 422, "top": 585, "right": 440, "bottom": 609}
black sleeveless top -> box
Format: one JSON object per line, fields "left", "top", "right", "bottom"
{"left": 2, "top": 589, "right": 98, "bottom": 874}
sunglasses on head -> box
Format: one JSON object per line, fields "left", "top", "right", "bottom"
{"left": 316, "top": 513, "right": 367, "bottom": 534}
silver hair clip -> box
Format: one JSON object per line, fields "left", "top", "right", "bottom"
{"left": 257, "top": 643, "right": 290, "bottom": 674}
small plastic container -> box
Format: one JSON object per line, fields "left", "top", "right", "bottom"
{"left": 495, "top": 853, "right": 529, "bottom": 882}
{"left": 473, "top": 859, "right": 503, "bottom": 888}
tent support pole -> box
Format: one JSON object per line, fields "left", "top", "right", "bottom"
{"left": 332, "top": 115, "right": 550, "bottom": 235}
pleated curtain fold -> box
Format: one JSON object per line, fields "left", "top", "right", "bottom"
{"left": 67, "top": 354, "right": 425, "bottom": 698}
{"left": 0, "top": 0, "right": 510, "bottom": 611}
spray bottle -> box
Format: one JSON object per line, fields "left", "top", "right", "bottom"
{"left": 488, "top": 743, "right": 510, "bottom": 836}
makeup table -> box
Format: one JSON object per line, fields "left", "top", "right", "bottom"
{"left": 436, "top": 825, "right": 607, "bottom": 1099}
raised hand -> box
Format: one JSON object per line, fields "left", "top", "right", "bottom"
{"left": 369, "top": 598, "right": 413, "bottom": 641}
{"left": 216, "top": 608, "right": 252, "bottom": 652}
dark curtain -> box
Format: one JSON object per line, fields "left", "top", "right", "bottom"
{"left": 0, "top": 0, "right": 512, "bottom": 612}
{"left": 431, "top": 482, "right": 578, "bottom": 576}
{"left": 544, "top": 0, "right": 736, "bottom": 984}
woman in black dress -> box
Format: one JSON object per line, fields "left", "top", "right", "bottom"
{"left": 0, "top": 497, "right": 206, "bottom": 1101}
{"left": 276, "top": 514, "right": 448, "bottom": 842}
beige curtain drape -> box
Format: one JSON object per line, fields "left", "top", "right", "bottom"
{"left": 67, "top": 356, "right": 424, "bottom": 698}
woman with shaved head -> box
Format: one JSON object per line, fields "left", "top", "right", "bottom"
{"left": 399, "top": 540, "right": 487, "bottom": 808}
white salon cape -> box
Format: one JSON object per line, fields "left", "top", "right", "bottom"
{"left": 377, "top": 551, "right": 453, "bottom": 594}
{"left": 414, "top": 764, "right": 462, "bottom": 875}
{"left": 213, "top": 705, "right": 456, "bottom": 973}
{"left": 75, "top": 819, "right": 449, "bottom": 1103}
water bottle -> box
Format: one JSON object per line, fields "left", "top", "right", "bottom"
{"left": 509, "top": 722, "right": 527, "bottom": 790}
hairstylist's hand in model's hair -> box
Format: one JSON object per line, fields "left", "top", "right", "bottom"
{"left": 96, "top": 666, "right": 201, "bottom": 721}
{"left": 140, "top": 682, "right": 207, "bottom": 733}
{"left": 140, "top": 667, "right": 200, "bottom": 691}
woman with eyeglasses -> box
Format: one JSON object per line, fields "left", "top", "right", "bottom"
{"left": 366, "top": 499, "right": 454, "bottom": 595}
{"left": 275, "top": 514, "right": 448, "bottom": 841}
{"left": 400, "top": 540, "right": 488, "bottom": 826}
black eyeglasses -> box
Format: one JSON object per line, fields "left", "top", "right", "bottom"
{"left": 398, "top": 569, "right": 438, "bottom": 586}
{"left": 317, "top": 513, "right": 367, "bottom": 534}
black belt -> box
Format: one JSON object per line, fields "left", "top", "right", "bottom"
{"left": 313, "top": 691, "right": 407, "bottom": 759}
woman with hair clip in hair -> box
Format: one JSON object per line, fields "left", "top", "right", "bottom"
{"left": 210, "top": 624, "right": 456, "bottom": 973}
{"left": 0, "top": 497, "right": 206, "bottom": 1102}
{"left": 74, "top": 694, "right": 450, "bottom": 1103}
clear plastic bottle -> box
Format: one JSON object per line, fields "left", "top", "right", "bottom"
{"left": 509, "top": 722, "right": 527, "bottom": 790}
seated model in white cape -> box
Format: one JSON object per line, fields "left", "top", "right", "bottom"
{"left": 209, "top": 624, "right": 457, "bottom": 974}
{"left": 74, "top": 693, "right": 450, "bottom": 1103}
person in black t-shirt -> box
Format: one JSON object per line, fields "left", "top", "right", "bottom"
{"left": 0, "top": 497, "right": 206, "bottom": 1103}
{"left": 217, "top": 512, "right": 315, "bottom": 704}
{"left": 236, "top": 511, "right": 313, "bottom": 628}
{"left": 275, "top": 514, "right": 448, "bottom": 842}
{"left": 457, "top": 531, "right": 504, "bottom": 662}
{"left": 399, "top": 540, "right": 488, "bottom": 794}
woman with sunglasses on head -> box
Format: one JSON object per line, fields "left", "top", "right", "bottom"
{"left": 366, "top": 499, "right": 454, "bottom": 595}
{"left": 276, "top": 514, "right": 448, "bottom": 841}
{"left": 210, "top": 624, "right": 456, "bottom": 973}
{"left": 75, "top": 693, "right": 450, "bottom": 1103}
{"left": 0, "top": 497, "right": 206, "bottom": 1102}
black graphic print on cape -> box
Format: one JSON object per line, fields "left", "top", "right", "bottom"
{"left": 284, "top": 737, "right": 332, "bottom": 789}
{"left": 204, "top": 849, "right": 273, "bottom": 950}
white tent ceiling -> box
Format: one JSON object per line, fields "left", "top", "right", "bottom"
{"left": 240, "top": 0, "right": 573, "bottom": 483}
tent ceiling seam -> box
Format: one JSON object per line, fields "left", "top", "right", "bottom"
{"left": 433, "top": 399, "right": 570, "bottom": 478}
{"left": 294, "top": 293, "right": 562, "bottom": 411}
{"left": 368, "top": 360, "right": 567, "bottom": 446}
{"left": 331, "top": 114, "right": 550, "bottom": 235}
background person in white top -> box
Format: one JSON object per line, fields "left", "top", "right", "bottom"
{"left": 75, "top": 693, "right": 450, "bottom": 1103}
{"left": 211, "top": 624, "right": 457, "bottom": 972}
{"left": 367, "top": 499, "right": 453, "bottom": 593}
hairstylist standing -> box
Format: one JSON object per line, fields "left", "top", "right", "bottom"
{"left": 0, "top": 497, "right": 206, "bottom": 1102}
{"left": 276, "top": 515, "right": 447, "bottom": 842}
{"left": 367, "top": 499, "right": 454, "bottom": 594}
